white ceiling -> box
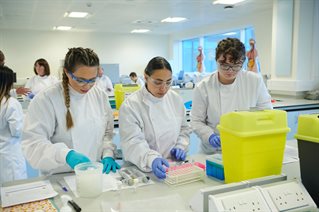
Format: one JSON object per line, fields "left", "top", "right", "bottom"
{"left": 0, "top": 0, "right": 273, "bottom": 35}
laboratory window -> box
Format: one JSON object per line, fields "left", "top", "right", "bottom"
{"left": 181, "top": 27, "right": 255, "bottom": 73}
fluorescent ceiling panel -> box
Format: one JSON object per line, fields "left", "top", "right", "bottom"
{"left": 131, "top": 29, "right": 150, "bottom": 33}
{"left": 161, "top": 17, "right": 187, "bottom": 23}
{"left": 54, "top": 26, "right": 72, "bottom": 31}
{"left": 65, "top": 12, "right": 89, "bottom": 18}
{"left": 213, "top": 0, "right": 246, "bottom": 5}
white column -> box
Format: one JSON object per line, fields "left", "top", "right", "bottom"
{"left": 268, "top": 0, "right": 319, "bottom": 96}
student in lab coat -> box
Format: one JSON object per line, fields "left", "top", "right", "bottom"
{"left": 0, "top": 50, "right": 31, "bottom": 97}
{"left": 119, "top": 56, "right": 191, "bottom": 179}
{"left": 191, "top": 38, "right": 272, "bottom": 154}
{"left": 25, "top": 58, "right": 58, "bottom": 98}
{"left": 22, "top": 47, "right": 120, "bottom": 175}
{"left": 96, "top": 67, "right": 114, "bottom": 96}
{"left": 129, "top": 72, "right": 144, "bottom": 87}
{"left": 0, "top": 66, "right": 27, "bottom": 184}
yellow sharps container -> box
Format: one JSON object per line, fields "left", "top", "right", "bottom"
{"left": 114, "top": 84, "right": 140, "bottom": 110}
{"left": 217, "top": 110, "right": 290, "bottom": 183}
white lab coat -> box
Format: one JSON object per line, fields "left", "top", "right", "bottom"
{"left": 22, "top": 83, "right": 115, "bottom": 175}
{"left": 131, "top": 77, "right": 145, "bottom": 87}
{"left": 191, "top": 70, "right": 272, "bottom": 154}
{"left": 0, "top": 97, "right": 27, "bottom": 184}
{"left": 25, "top": 75, "right": 58, "bottom": 95}
{"left": 96, "top": 75, "right": 114, "bottom": 96}
{"left": 9, "top": 89, "right": 17, "bottom": 98}
{"left": 119, "top": 86, "right": 191, "bottom": 172}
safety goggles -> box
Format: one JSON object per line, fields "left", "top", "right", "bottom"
{"left": 218, "top": 62, "right": 243, "bottom": 72}
{"left": 147, "top": 76, "right": 172, "bottom": 88}
{"left": 68, "top": 71, "right": 98, "bottom": 86}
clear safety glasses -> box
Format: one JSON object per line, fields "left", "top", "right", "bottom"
{"left": 218, "top": 62, "right": 243, "bottom": 72}
{"left": 147, "top": 76, "right": 172, "bottom": 88}
{"left": 68, "top": 71, "right": 98, "bottom": 86}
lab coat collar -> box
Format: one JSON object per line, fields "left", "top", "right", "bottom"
{"left": 209, "top": 72, "right": 220, "bottom": 89}
{"left": 213, "top": 71, "right": 239, "bottom": 88}
{"left": 68, "top": 84, "right": 88, "bottom": 99}
{"left": 142, "top": 85, "right": 164, "bottom": 104}
{"left": 35, "top": 74, "right": 49, "bottom": 79}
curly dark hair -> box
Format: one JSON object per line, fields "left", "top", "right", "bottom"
{"left": 215, "top": 38, "right": 246, "bottom": 64}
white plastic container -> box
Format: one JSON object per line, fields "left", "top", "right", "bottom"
{"left": 74, "top": 162, "right": 103, "bottom": 198}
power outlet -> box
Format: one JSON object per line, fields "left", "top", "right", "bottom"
{"left": 263, "top": 181, "right": 308, "bottom": 211}
{"left": 209, "top": 180, "right": 317, "bottom": 212}
{"left": 211, "top": 188, "right": 271, "bottom": 211}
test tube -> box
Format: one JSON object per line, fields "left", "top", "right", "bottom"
{"left": 130, "top": 168, "right": 150, "bottom": 183}
{"left": 119, "top": 169, "right": 135, "bottom": 186}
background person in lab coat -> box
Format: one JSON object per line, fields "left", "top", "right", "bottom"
{"left": 129, "top": 72, "right": 144, "bottom": 87}
{"left": 0, "top": 50, "right": 31, "bottom": 96}
{"left": 96, "top": 66, "right": 114, "bottom": 96}
{"left": 25, "top": 58, "right": 58, "bottom": 98}
{"left": 22, "top": 47, "right": 120, "bottom": 175}
{"left": 0, "top": 66, "right": 27, "bottom": 184}
{"left": 191, "top": 38, "right": 272, "bottom": 154}
{"left": 119, "top": 56, "right": 191, "bottom": 179}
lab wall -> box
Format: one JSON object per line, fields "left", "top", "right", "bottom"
{"left": 0, "top": 30, "right": 169, "bottom": 83}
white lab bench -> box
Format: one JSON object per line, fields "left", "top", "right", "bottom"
{"left": 1, "top": 140, "right": 301, "bottom": 211}
{"left": 271, "top": 95, "right": 319, "bottom": 139}
{"left": 20, "top": 94, "right": 318, "bottom": 180}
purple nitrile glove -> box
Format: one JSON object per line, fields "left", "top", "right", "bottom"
{"left": 152, "top": 158, "right": 169, "bottom": 179}
{"left": 170, "top": 148, "right": 186, "bottom": 161}
{"left": 209, "top": 133, "right": 221, "bottom": 148}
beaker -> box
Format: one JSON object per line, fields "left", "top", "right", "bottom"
{"left": 74, "top": 162, "right": 103, "bottom": 198}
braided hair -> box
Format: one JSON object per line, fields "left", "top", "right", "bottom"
{"left": 62, "top": 47, "right": 99, "bottom": 129}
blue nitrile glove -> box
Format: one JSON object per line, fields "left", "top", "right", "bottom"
{"left": 209, "top": 134, "right": 221, "bottom": 148}
{"left": 101, "top": 157, "right": 121, "bottom": 174}
{"left": 170, "top": 148, "right": 186, "bottom": 161}
{"left": 66, "top": 150, "right": 91, "bottom": 169}
{"left": 152, "top": 158, "right": 169, "bottom": 179}
{"left": 27, "top": 92, "right": 35, "bottom": 99}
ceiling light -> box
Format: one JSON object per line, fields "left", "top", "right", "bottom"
{"left": 64, "top": 12, "right": 89, "bottom": 18}
{"left": 213, "top": 0, "right": 246, "bottom": 5}
{"left": 161, "top": 17, "right": 187, "bottom": 23}
{"left": 53, "top": 26, "right": 72, "bottom": 31}
{"left": 131, "top": 29, "right": 150, "bottom": 33}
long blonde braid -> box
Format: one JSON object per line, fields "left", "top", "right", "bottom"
{"left": 62, "top": 72, "right": 73, "bottom": 129}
